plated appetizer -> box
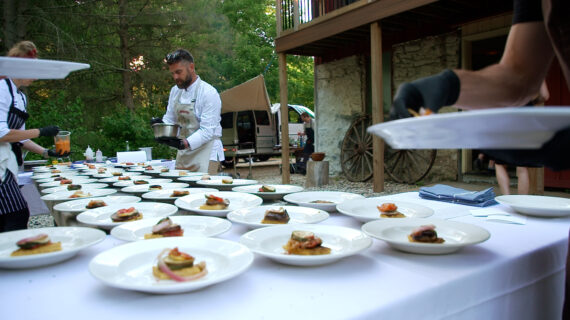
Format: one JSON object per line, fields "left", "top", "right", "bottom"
{"left": 221, "top": 178, "right": 233, "bottom": 184}
{"left": 111, "top": 207, "right": 143, "bottom": 222}
{"left": 161, "top": 168, "right": 169, "bottom": 173}
{"left": 97, "top": 168, "right": 107, "bottom": 174}
{"left": 258, "top": 185, "right": 276, "bottom": 192}
{"left": 11, "top": 234, "right": 62, "bottom": 257}
{"left": 283, "top": 230, "right": 331, "bottom": 255}
{"left": 310, "top": 200, "right": 333, "bottom": 204}
{"left": 377, "top": 203, "right": 405, "bottom": 218}
{"left": 199, "top": 194, "right": 229, "bottom": 210}
{"left": 149, "top": 185, "right": 162, "bottom": 191}
{"left": 69, "top": 190, "right": 92, "bottom": 198}
{"left": 144, "top": 165, "right": 153, "bottom": 171}
{"left": 133, "top": 180, "right": 149, "bottom": 185}
{"left": 144, "top": 217, "right": 184, "bottom": 239}
{"left": 179, "top": 171, "right": 188, "bottom": 176}
{"left": 153, "top": 247, "right": 207, "bottom": 282}
{"left": 118, "top": 176, "right": 131, "bottom": 181}
{"left": 86, "top": 199, "right": 107, "bottom": 209}
{"left": 60, "top": 178, "right": 72, "bottom": 185}
{"left": 201, "top": 175, "right": 210, "bottom": 180}
{"left": 170, "top": 190, "right": 189, "bottom": 197}
{"left": 261, "top": 207, "right": 290, "bottom": 224}
{"left": 111, "top": 172, "right": 123, "bottom": 176}
{"left": 408, "top": 225, "right": 444, "bottom": 244}
{"left": 67, "top": 184, "right": 82, "bottom": 191}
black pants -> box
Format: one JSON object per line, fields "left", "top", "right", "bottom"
{"left": 0, "top": 207, "right": 30, "bottom": 232}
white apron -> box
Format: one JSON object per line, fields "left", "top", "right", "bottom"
{"left": 174, "top": 79, "right": 214, "bottom": 172}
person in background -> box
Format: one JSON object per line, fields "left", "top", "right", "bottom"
{"left": 296, "top": 112, "right": 315, "bottom": 174}
{"left": 152, "top": 49, "right": 224, "bottom": 174}
{"left": 0, "top": 41, "right": 63, "bottom": 232}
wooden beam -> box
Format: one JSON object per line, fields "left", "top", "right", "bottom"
{"left": 370, "top": 21, "right": 384, "bottom": 192}
{"left": 276, "top": 0, "right": 282, "bottom": 37}
{"left": 279, "top": 53, "right": 291, "bottom": 184}
{"left": 276, "top": 0, "right": 437, "bottom": 53}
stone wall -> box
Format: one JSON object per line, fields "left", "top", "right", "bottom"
{"left": 314, "top": 55, "right": 365, "bottom": 175}
{"left": 392, "top": 31, "right": 461, "bottom": 182}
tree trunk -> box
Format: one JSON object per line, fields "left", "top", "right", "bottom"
{"left": 118, "top": 0, "right": 135, "bottom": 110}
{"left": 3, "top": 0, "right": 17, "bottom": 50}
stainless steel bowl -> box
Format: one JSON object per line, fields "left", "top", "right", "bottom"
{"left": 152, "top": 123, "right": 180, "bottom": 138}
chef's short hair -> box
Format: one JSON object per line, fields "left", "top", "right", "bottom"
{"left": 166, "top": 49, "right": 194, "bottom": 65}
{"left": 7, "top": 41, "right": 38, "bottom": 58}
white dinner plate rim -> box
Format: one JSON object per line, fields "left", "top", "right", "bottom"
{"left": 227, "top": 205, "right": 329, "bottom": 228}
{"left": 495, "top": 195, "right": 570, "bottom": 217}
{"left": 174, "top": 192, "right": 263, "bottom": 217}
{"left": 40, "top": 188, "right": 117, "bottom": 201}
{"left": 76, "top": 202, "right": 178, "bottom": 229}
{"left": 141, "top": 188, "right": 219, "bottom": 200}
{"left": 53, "top": 195, "right": 142, "bottom": 212}
{"left": 336, "top": 198, "right": 435, "bottom": 222}
{"left": 88, "top": 237, "right": 254, "bottom": 293}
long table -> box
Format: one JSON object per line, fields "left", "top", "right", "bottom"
{"left": 1, "top": 192, "right": 568, "bottom": 319}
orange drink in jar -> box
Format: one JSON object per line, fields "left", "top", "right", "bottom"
{"left": 54, "top": 131, "right": 71, "bottom": 155}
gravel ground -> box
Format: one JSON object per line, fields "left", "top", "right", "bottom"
{"left": 28, "top": 161, "right": 418, "bottom": 229}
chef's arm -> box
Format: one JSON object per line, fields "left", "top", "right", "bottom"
{"left": 454, "top": 22, "right": 554, "bottom": 109}
{"left": 0, "top": 128, "right": 41, "bottom": 143}
{"left": 186, "top": 95, "right": 221, "bottom": 150}
{"left": 21, "top": 139, "right": 45, "bottom": 155}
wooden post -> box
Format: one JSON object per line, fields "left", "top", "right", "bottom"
{"left": 293, "top": 0, "right": 299, "bottom": 31}
{"left": 276, "top": 0, "right": 282, "bottom": 37}
{"left": 370, "top": 21, "right": 384, "bottom": 192}
{"left": 279, "top": 53, "right": 291, "bottom": 184}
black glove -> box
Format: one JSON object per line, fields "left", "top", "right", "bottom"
{"left": 390, "top": 69, "right": 460, "bottom": 120}
{"left": 155, "top": 137, "right": 186, "bottom": 150}
{"left": 47, "top": 149, "right": 70, "bottom": 158}
{"left": 39, "top": 126, "right": 60, "bottom": 137}
{"left": 150, "top": 117, "right": 164, "bottom": 125}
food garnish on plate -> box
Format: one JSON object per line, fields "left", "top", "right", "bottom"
{"left": 69, "top": 190, "right": 92, "bottom": 198}
{"left": 67, "top": 184, "right": 82, "bottom": 191}
{"left": 111, "top": 207, "right": 143, "bottom": 222}
{"left": 86, "top": 199, "right": 107, "bottom": 209}
{"left": 261, "top": 207, "right": 290, "bottom": 224}
{"left": 111, "top": 172, "right": 123, "bottom": 176}
{"left": 149, "top": 185, "right": 162, "bottom": 191}
{"left": 179, "top": 171, "right": 188, "bottom": 176}
{"left": 11, "top": 234, "right": 62, "bottom": 257}
{"left": 118, "top": 176, "right": 131, "bottom": 181}
{"left": 145, "top": 165, "right": 153, "bottom": 171}
{"left": 144, "top": 217, "right": 184, "bottom": 239}
{"left": 283, "top": 231, "right": 331, "bottom": 255}
{"left": 221, "top": 178, "right": 233, "bottom": 184}
{"left": 160, "top": 168, "right": 169, "bottom": 173}
{"left": 60, "top": 178, "right": 72, "bottom": 185}
{"left": 258, "top": 185, "right": 276, "bottom": 192}
{"left": 377, "top": 202, "right": 405, "bottom": 218}
{"left": 133, "top": 180, "right": 149, "bottom": 185}
{"left": 170, "top": 190, "right": 189, "bottom": 197}
{"left": 408, "top": 225, "right": 444, "bottom": 243}
{"left": 199, "top": 194, "right": 229, "bottom": 210}
{"left": 310, "top": 200, "right": 333, "bottom": 204}
{"left": 97, "top": 168, "right": 107, "bottom": 173}
{"left": 153, "top": 247, "right": 207, "bottom": 282}
{"left": 200, "top": 175, "right": 210, "bottom": 180}
{"left": 51, "top": 169, "right": 61, "bottom": 173}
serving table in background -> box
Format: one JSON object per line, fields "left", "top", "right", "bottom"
{"left": 1, "top": 192, "right": 568, "bottom": 320}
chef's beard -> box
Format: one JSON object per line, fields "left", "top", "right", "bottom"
{"left": 176, "top": 74, "right": 193, "bottom": 89}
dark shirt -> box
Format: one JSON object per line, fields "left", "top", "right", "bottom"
{"left": 513, "top": 0, "right": 543, "bottom": 24}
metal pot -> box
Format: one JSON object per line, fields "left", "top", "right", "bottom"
{"left": 152, "top": 123, "right": 180, "bottom": 138}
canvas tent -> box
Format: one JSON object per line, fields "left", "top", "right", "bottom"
{"left": 220, "top": 74, "right": 272, "bottom": 113}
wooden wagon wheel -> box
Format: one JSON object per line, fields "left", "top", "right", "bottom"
{"left": 341, "top": 115, "right": 437, "bottom": 183}
{"left": 384, "top": 146, "right": 437, "bottom": 184}
{"left": 341, "top": 115, "right": 374, "bottom": 182}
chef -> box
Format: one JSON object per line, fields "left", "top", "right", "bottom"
{"left": 153, "top": 49, "right": 224, "bottom": 174}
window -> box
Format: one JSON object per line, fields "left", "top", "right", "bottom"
{"left": 221, "top": 112, "right": 233, "bottom": 129}
{"left": 254, "top": 111, "right": 270, "bottom": 125}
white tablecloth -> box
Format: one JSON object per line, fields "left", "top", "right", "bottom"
{"left": 1, "top": 192, "right": 568, "bottom": 320}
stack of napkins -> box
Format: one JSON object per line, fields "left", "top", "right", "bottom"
{"left": 419, "top": 184, "right": 498, "bottom": 207}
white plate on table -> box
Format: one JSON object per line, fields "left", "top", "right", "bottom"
{"left": 231, "top": 184, "right": 304, "bottom": 200}
{"left": 89, "top": 237, "right": 253, "bottom": 294}
{"left": 159, "top": 170, "right": 205, "bottom": 178}
{"left": 110, "top": 216, "right": 232, "bottom": 242}
{"left": 0, "top": 227, "right": 105, "bottom": 269}
{"left": 495, "top": 195, "right": 570, "bottom": 217}
{"left": 174, "top": 191, "right": 263, "bottom": 217}
{"left": 141, "top": 168, "right": 169, "bottom": 175}
{"left": 142, "top": 188, "right": 218, "bottom": 201}
{"left": 113, "top": 178, "right": 172, "bottom": 188}
{"left": 99, "top": 175, "right": 152, "bottom": 183}
{"left": 368, "top": 107, "right": 570, "bottom": 149}
{"left": 76, "top": 202, "right": 178, "bottom": 230}
{"left": 41, "top": 183, "right": 109, "bottom": 194}
{"left": 227, "top": 205, "right": 329, "bottom": 228}
{"left": 196, "top": 179, "right": 258, "bottom": 190}
{"left": 240, "top": 224, "right": 372, "bottom": 266}
{"left": 92, "top": 171, "right": 142, "bottom": 179}
{"left": 41, "top": 188, "right": 117, "bottom": 202}
{"left": 39, "top": 178, "right": 97, "bottom": 188}
{"left": 337, "top": 198, "right": 434, "bottom": 222}
{"left": 32, "top": 172, "right": 79, "bottom": 180}
{"left": 120, "top": 182, "right": 189, "bottom": 194}
{"left": 0, "top": 57, "right": 90, "bottom": 79}
{"left": 283, "top": 191, "right": 365, "bottom": 212}
{"left": 177, "top": 175, "right": 225, "bottom": 185}
{"left": 53, "top": 195, "right": 141, "bottom": 213}
{"left": 361, "top": 218, "right": 491, "bottom": 255}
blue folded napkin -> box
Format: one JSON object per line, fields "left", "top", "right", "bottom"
{"left": 419, "top": 184, "right": 498, "bottom": 207}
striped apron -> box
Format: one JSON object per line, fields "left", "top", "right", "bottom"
{"left": 0, "top": 79, "right": 29, "bottom": 215}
